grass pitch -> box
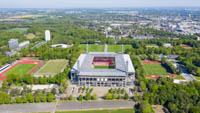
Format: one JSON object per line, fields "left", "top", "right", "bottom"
{"left": 56, "top": 109, "right": 134, "bottom": 113}
{"left": 36, "top": 60, "right": 67, "bottom": 75}
{"left": 79, "top": 44, "right": 104, "bottom": 52}
{"left": 146, "top": 44, "right": 159, "bottom": 48}
{"left": 108, "top": 45, "right": 132, "bottom": 52}
{"left": 5, "top": 64, "right": 36, "bottom": 76}
{"left": 94, "top": 65, "right": 115, "bottom": 69}
{"left": 143, "top": 63, "right": 169, "bottom": 76}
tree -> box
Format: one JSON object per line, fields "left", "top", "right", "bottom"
{"left": 105, "top": 93, "right": 113, "bottom": 100}
{"left": 47, "top": 93, "right": 55, "bottom": 102}
{"left": 68, "top": 95, "right": 73, "bottom": 100}
{"left": 26, "top": 93, "right": 34, "bottom": 103}
{"left": 51, "top": 88, "right": 57, "bottom": 95}
{"left": 121, "top": 88, "right": 125, "bottom": 94}
{"left": 59, "top": 87, "right": 65, "bottom": 94}
{"left": 140, "top": 81, "right": 147, "bottom": 91}
{"left": 35, "top": 96, "right": 40, "bottom": 103}
{"left": 16, "top": 97, "right": 23, "bottom": 103}
{"left": 124, "top": 93, "right": 129, "bottom": 100}
{"left": 78, "top": 94, "right": 83, "bottom": 101}
{"left": 41, "top": 96, "right": 47, "bottom": 102}
{"left": 85, "top": 93, "right": 91, "bottom": 100}
{"left": 92, "top": 93, "right": 98, "bottom": 100}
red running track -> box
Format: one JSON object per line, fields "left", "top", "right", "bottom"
{"left": 142, "top": 60, "right": 161, "bottom": 64}
{"left": 0, "top": 60, "right": 41, "bottom": 80}
{"left": 146, "top": 74, "right": 174, "bottom": 80}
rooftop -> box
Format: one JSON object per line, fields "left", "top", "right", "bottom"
{"left": 71, "top": 52, "right": 135, "bottom": 76}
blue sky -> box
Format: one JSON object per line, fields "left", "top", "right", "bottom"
{"left": 0, "top": 0, "right": 200, "bottom": 8}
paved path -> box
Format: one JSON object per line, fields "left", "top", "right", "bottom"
{"left": 181, "top": 67, "right": 195, "bottom": 81}
{"left": 0, "top": 103, "right": 56, "bottom": 113}
{"left": 104, "top": 44, "right": 108, "bottom": 52}
{"left": 0, "top": 101, "right": 134, "bottom": 113}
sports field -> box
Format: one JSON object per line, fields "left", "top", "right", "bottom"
{"left": 108, "top": 45, "right": 132, "bottom": 52}
{"left": 143, "top": 63, "right": 169, "bottom": 76}
{"left": 36, "top": 60, "right": 68, "bottom": 75}
{"left": 79, "top": 44, "right": 104, "bottom": 52}
{"left": 56, "top": 109, "right": 134, "bottom": 113}
{"left": 5, "top": 64, "right": 36, "bottom": 76}
{"left": 94, "top": 65, "right": 115, "bottom": 69}
{"left": 146, "top": 44, "right": 159, "bottom": 48}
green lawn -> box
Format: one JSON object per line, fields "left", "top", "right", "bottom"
{"left": 174, "top": 75, "right": 185, "bottom": 80}
{"left": 5, "top": 64, "right": 36, "bottom": 76}
{"left": 194, "top": 76, "right": 200, "bottom": 80}
{"left": 108, "top": 45, "right": 132, "bottom": 52}
{"left": 94, "top": 65, "right": 115, "bottom": 69}
{"left": 143, "top": 63, "right": 169, "bottom": 76}
{"left": 6, "top": 28, "right": 28, "bottom": 33}
{"left": 37, "top": 60, "right": 67, "bottom": 74}
{"left": 56, "top": 109, "right": 134, "bottom": 113}
{"left": 108, "top": 45, "right": 121, "bottom": 52}
{"left": 79, "top": 44, "right": 104, "bottom": 52}
{"left": 146, "top": 44, "right": 159, "bottom": 48}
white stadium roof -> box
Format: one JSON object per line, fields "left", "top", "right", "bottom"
{"left": 71, "top": 52, "right": 135, "bottom": 76}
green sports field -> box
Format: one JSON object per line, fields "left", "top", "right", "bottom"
{"left": 36, "top": 60, "right": 67, "bottom": 75}
{"left": 79, "top": 44, "right": 104, "bottom": 52}
{"left": 94, "top": 65, "right": 115, "bottom": 69}
{"left": 143, "top": 63, "right": 169, "bottom": 76}
{"left": 5, "top": 64, "right": 36, "bottom": 76}
{"left": 108, "top": 45, "right": 132, "bottom": 52}
{"left": 56, "top": 109, "right": 134, "bottom": 113}
{"left": 146, "top": 44, "right": 159, "bottom": 48}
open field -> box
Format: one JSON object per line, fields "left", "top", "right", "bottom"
{"left": 108, "top": 45, "right": 132, "bottom": 52}
{"left": 143, "top": 63, "right": 169, "bottom": 76}
{"left": 108, "top": 45, "right": 121, "bottom": 52}
{"left": 194, "top": 76, "right": 200, "bottom": 80}
{"left": 56, "top": 109, "right": 134, "bottom": 113}
{"left": 79, "top": 44, "right": 104, "bottom": 52}
{"left": 174, "top": 75, "right": 185, "bottom": 80}
{"left": 5, "top": 64, "right": 36, "bottom": 76}
{"left": 5, "top": 28, "right": 28, "bottom": 33}
{"left": 146, "top": 44, "right": 159, "bottom": 48}
{"left": 26, "top": 33, "right": 36, "bottom": 39}
{"left": 35, "top": 60, "right": 68, "bottom": 76}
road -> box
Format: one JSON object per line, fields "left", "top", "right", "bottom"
{"left": 0, "top": 101, "right": 134, "bottom": 113}
{"left": 181, "top": 67, "right": 195, "bottom": 81}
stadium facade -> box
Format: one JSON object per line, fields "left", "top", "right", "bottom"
{"left": 70, "top": 52, "right": 135, "bottom": 87}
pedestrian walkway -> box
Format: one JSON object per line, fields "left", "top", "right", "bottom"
{"left": 104, "top": 44, "right": 108, "bottom": 52}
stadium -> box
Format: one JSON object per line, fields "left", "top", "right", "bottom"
{"left": 71, "top": 52, "right": 135, "bottom": 87}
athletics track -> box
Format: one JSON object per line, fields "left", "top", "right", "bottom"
{"left": 0, "top": 58, "right": 41, "bottom": 80}
{"left": 142, "top": 60, "right": 174, "bottom": 80}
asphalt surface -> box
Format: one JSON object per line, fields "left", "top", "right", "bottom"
{"left": 104, "top": 44, "right": 108, "bottom": 52}
{"left": 0, "top": 103, "right": 56, "bottom": 113}
{"left": 0, "top": 101, "right": 134, "bottom": 113}
{"left": 181, "top": 67, "right": 195, "bottom": 81}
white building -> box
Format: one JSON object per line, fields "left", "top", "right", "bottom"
{"left": 51, "top": 44, "right": 72, "bottom": 48}
{"left": 19, "top": 41, "right": 30, "bottom": 49}
{"left": 163, "top": 43, "right": 172, "bottom": 48}
{"left": 45, "top": 30, "right": 51, "bottom": 41}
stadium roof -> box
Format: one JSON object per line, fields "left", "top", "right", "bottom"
{"left": 71, "top": 52, "right": 135, "bottom": 76}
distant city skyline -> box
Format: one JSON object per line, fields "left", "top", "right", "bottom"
{"left": 0, "top": 0, "right": 200, "bottom": 8}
